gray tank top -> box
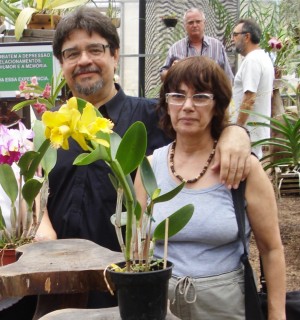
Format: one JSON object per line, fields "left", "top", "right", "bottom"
{"left": 151, "top": 144, "right": 251, "bottom": 277}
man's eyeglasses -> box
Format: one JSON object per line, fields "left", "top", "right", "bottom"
{"left": 166, "top": 93, "right": 214, "bottom": 107}
{"left": 232, "top": 32, "right": 248, "bottom": 37}
{"left": 61, "top": 43, "right": 110, "bottom": 62}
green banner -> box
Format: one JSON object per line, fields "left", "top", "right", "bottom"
{"left": 0, "top": 44, "right": 59, "bottom": 98}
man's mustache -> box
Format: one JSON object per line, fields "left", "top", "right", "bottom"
{"left": 72, "top": 67, "right": 101, "bottom": 78}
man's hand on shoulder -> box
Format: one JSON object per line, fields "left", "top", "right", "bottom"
{"left": 211, "top": 125, "right": 251, "bottom": 189}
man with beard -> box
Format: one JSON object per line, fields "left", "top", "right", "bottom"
{"left": 231, "top": 19, "right": 274, "bottom": 159}
{"left": 160, "top": 8, "right": 234, "bottom": 82}
{"left": 41, "top": 6, "right": 251, "bottom": 308}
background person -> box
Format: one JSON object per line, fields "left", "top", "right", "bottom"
{"left": 41, "top": 6, "right": 251, "bottom": 309}
{"left": 160, "top": 8, "right": 234, "bottom": 83}
{"left": 231, "top": 19, "right": 274, "bottom": 159}
{"left": 135, "top": 56, "right": 286, "bottom": 320}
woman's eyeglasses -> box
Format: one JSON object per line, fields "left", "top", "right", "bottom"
{"left": 166, "top": 93, "right": 214, "bottom": 107}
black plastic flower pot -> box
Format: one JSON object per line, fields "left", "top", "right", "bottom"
{"left": 107, "top": 261, "right": 173, "bottom": 320}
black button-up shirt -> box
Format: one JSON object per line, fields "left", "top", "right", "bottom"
{"left": 47, "top": 84, "right": 170, "bottom": 252}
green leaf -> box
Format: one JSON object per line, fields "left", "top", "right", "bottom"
{"left": 116, "top": 122, "right": 147, "bottom": 175}
{"left": 0, "top": 207, "right": 6, "bottom": 230}
{"left": 22, "top": 178, "right": 43, "bottom": 209}
{"left": 153, "top": 204, "right": 194, "bottom": 240}
{"left": 11, "top": 99, "right": 37, "bottom": 112}
{"left": 18, "top": 151, "right": 38, "bottom": 177}
{"left": 74, "top": 140, "right": 112, "bottom": 165}
{"left": 140, "top": 156, "right": 158, "bottom": 198}
{"left": 109, "top": 132, "right": 122, "bottom": 160}
{"left": 134, "top": 201, "right": 142, "bottom": 221}
{"left": 19, "top": 139, "right": 51, "bottom": 181}
{"left": 76, "top": 97, "right": 89, "bottom": 113}
{"left": 47, "top": 0, "right": 89, "bottom": 10}
{"left": 33, "top": 120, "right": 57, "bottom": 176}
{"left": 14, "top": 7, "right": 38, "bottom": 40}
{"left": 0, "top": 164, "right": 18, "bottom": 203}
{"left": 152, "top": 182, "right": 185, "bottom": 204}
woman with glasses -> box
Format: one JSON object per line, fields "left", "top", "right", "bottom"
{"left": 135, "top": 56, "right": 286, "bottom": 319}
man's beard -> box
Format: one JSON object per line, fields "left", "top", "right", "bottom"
{"left": 74, "top": 78, "right": 104, "bottom": 96}
{"left": 234, "top": 42, "right": 245, "bottom": 56}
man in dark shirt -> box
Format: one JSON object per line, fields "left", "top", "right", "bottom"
{"left": 42, "top": 6, "right": 251, "bottom": 308}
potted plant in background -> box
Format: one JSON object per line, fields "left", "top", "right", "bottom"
{"left": 33, "top": 96, "right": 194, "bottom": 320}
{"left": 106, "top": 0, "right": 121, "bottom": 28}
{"left": 0, "top": 0, "right": 90, "bottom": 41}
{"left": 161, "top": 13, "right": 178, "bottom": 28}
{"left": 244, "top": 110, "right": 300, "bottom": 197}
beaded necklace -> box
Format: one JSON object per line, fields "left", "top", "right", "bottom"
{"left": 169, "top": 140, "right": 218, "bottom": 184}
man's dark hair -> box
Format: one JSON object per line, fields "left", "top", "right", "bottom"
{"left": 53, "top": 6, "right": 120, "bottom": 63}
{"left": 236, "top": 18, "right": 262, "bottom": 44}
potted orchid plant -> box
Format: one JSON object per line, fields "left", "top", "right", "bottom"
{"left": 0, "top": 120, "right": 56, "bottom": 265}
{"left": 0, "top": 0, "right": 90, "bottom": 41}
{"left": 0, "top": 74, "right": 64, "bottom": 264}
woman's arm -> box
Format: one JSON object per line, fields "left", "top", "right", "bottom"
{"left": 246, "top": 156, "right": 286, "bottom": 320}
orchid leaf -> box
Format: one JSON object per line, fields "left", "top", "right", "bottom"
{"left": 116, "top": 122, "right": 147, "bottom": 175}
{"left": 152, "top": 182, "right": 185, "bottom": 204}
{"left": 22, "top": 178, "right": 43, "bottom": 209}
{"left": 20, "top": 139, "right": 51, "bottom": 181}
{"left": 18, "top": 151, "right": 38, "bottom": 177}
{"left": 33, "top": 120, "right": 57, "bottom": 176}
{"left": 140, "top": 156, "right": 158, "bottom": 198}
{"left": 0, "top": 208, "right": 6, "bottom": 230}
{"left": 12, "top": 99, "right": 37, "bottom": 112}
{"left": 14, "top": 7, "right": 38, "bottom": 41}
{"left": 109, "top": 132, "right": 122, "bottom": 160}
{"left": 153, "top": 204, "right": 194, "bottom": 240}
{"left": 73, "top": 147, "right": 105, "bottom": 165}
{"left": 47, "top": 0, "right": 89, "bottom": 10}
{"left": 134, "top": 201, "right": 142, "bottom": 221}
{"left": 0, "top": 164, "right": 18, "bottom": 203}
{"left": 76, "top": 97, "right": 90, "bottom": 113}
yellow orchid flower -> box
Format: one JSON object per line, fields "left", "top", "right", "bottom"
{"left": 77, "top": 103, "right": 114, "bottom": 147}
{"left": 48, "top": 125, "right": 71, "bottom": 150}
{"left": 42, "top": 97, "right": 114, "bottom": 150}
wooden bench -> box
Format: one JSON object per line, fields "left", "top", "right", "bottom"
{"left": 39, "top": 306, "right": 179, "bottom": 319}
{"left": 0, "top": 239, "right": 179, "bottom": 319}
{"left": 0, "top": 239, "right": 123, "bottom": 319}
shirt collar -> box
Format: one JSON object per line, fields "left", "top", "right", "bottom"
{"left": 187, "top": 35, "right": 209, "bottom": 48}
{"left": 100, "top": 83, "right": 125, "bottom": 124}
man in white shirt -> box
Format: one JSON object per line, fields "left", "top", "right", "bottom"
{"left": 231, "top": 19, "right": 274, "bottom": 159}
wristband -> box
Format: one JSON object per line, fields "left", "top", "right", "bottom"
{"left": 224, "top": 123, "right": 250, "bottom": 137}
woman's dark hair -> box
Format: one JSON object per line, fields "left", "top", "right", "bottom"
{"left": 236, "top": 19, "right": 262, "bottom": 44}
{"left": 53, "top": 6, "right": 120, "bottom": 63}
{"left": 158, "top": 56, "right": 232, "bottom": 140}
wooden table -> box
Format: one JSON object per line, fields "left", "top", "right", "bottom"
{"left": 0, "top": 239, "right": 123, "bottom": 319}
{"left": 39, "top": 306, "right": 179, "bottom": 319}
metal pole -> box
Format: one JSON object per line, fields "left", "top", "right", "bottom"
{"left": 138, "top": 0, "right": 146, "bottom": 97}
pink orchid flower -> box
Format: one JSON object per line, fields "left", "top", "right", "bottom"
{"left": 33, "top": 102, "right": 47, "bottom": 115}
{"left": 19, "top": 81, "right": 28, "bottom": 91}
{"left": 268, "top": 37, "right": 283, "bottom": 50}
{"left": 42, "top": 84, "right": 51, "bottom": 99}
{"left": 0, "top": 123, "right": 34, "bottom": 165}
